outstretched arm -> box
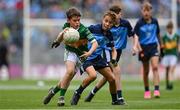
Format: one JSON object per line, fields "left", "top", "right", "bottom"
{"left": 131, "top": 34, "right": 140, "bottom": 55}
{"left": 132, "top": 34, "right": 142, "bottom": 55}
{"left": 51, "top": 28, "right": 69, "bottom": 48}
{"left": 80, "top": 40, "right": 98, "bottom": 58}
{"left": 110, "top": 47, "right": 117, "bottom": 67}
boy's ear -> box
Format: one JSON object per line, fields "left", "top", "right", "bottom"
{"left": 67, "top": 18, "right": 70, "bottom": 23}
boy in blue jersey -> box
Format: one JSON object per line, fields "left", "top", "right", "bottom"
{"left": 84, "top": 5, "right": 139, "bottom": 104}
{"left": 134, "top": 2, "right": 161, "bottom": 99}
{"left": 70, "top": 11, "right": 123, "bottom": 105}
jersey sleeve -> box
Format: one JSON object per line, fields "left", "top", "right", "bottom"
{"left": 84, "top": 27, "right": 96, "bottom": 43}
{"left": 155, "top": 19, "right": 160, "bottom": 35}
{"left": 126, "top": 21, "right": 134, "bottom": 37}
{"left": 62, "top": 23, "right": 70, "bottom": 29}
{"left": 134, "top": 21, "right": 140, "bottom": 37}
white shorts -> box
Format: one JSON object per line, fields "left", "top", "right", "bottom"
{"left": 161, "top": 55, "right": 178, "bottom": 67}
{"left": 64, "top": 49, "right": 81, "bottom": 73}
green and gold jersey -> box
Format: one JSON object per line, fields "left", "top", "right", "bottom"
{"left": 63, "top": 23, "right": 95, "bottom": 56}
{"left": 162, "top": 33, "right": 179, "bottom": 56}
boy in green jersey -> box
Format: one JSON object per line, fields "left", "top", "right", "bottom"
{"left": 161, "top": 21, "right": 179, "bottom": 90}
{"left": 43, "top": 7, "right": 98, "bottom": 106}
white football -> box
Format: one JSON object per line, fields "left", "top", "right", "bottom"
{"left": 63, "top": 28, "right": 80, "bottom": 43}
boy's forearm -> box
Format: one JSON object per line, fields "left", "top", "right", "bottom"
{"left": 133, "top": 34, "right": 139, "bottom": 48}
{"left": 111, "top": 47, "right": 117, "bottom": 60}
{"left": 55, "top": 31, "right": 63, "bottom": 42}
{"left": 134, "top": 34, "right": 142, "bottom": 51}
{"left": 88, "top": 40, "right": 98, "bottom": 55}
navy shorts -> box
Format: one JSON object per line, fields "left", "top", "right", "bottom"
{"left": 103, "top": 49, "right": 122, "bottom": 63}
{"left": 139, "top": 43, "right": 159, "bottom": 62}
{"left": 83, "top": 55, "right": 109, "bottom": 71}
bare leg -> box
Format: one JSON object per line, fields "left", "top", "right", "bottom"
{"left": 95, "top": 77, "right": 107, "bottom": 89}
{"left": 150, "top": 56, "right": 160, "bottom": 98}
{"left": 151, "top": 56, "right": 160, "bottom": 87}
{"left": 113, "top": 64, "right": 121, "bottom": 90}
{"left": 97, "top": 67, "right": 116, "bottom": 94}
{"left": 60, "top": 61, "right": 76, "bottom": 89}
{"left": 81, "top": 66, "right": 97, "bottom": 88}
{"left": 142, "top": 61, "right": 150, "bottom": 91}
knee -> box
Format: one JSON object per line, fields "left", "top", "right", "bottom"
{"left": 66, "top": 70, "right": 75, "bottom": 78}
{"left": 152, "top": 66, "right": 158, "bottom": 72}
{"left": 89, "top": 74, "right": 97, "bottom": 81}
{"left": 107, "top": 74, "right": 115, "bottom": 84}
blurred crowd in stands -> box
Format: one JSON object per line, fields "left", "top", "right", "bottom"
{"left": 30, "top": 0, "right": 172, "bottom": 20}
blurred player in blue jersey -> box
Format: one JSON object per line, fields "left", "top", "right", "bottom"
{"left": 84, "top": 5, "right": 139, "bottom": 104}
{"left": 134, "top": 2, "right": 161, "bottom": 99}
{"left": 70, "top": 11, "right": 123, "bottom": 105}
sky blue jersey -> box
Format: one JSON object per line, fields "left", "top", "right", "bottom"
{"left": 110, "top": 18, "right": 134, "bottom": 50}
{"left": 86, "top": 24, "right": 114, "bottom": 60}
{"left": 134, "top": 18, "right": 160, "bottom": 45}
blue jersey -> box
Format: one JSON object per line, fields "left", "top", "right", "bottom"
{"left": 110, "top": 18, "right": 134, "bottom": 50}
{"left": 87, "top": 24, "right": 114, "bottom": 60}
{"left": 134, "top": 18, "right": 160, "bottom": 45}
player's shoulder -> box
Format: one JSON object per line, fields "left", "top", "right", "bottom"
{"left": 162, "top": 33, "right": 167, "bottom": 38}
{"left": 63, "top": 22, "right": 70, "bottom": 29}
{"left": 135, "top": 18, "right": 144, "bottom": 26}
{"left": 79, "top": 23, "right": 88, "bottom": 30}
{"left": 120, "top": 18, "right": 132, "bottom": 28}
{"left": 151, "top": 17, "right": 158, "bottom": 24}
{"left": 78, "top": 23, "right": 90, "bottom": 33}
{"left": 88, "top": 24, "right": 101, "bottom": 29}
{"left": 120, "top": 18, "right": 131, "bottom": 25}
{"left": 88, "top": 24, "right": 102, "bottom": 33}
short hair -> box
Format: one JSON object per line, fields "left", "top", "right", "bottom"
{"left": 142, "top": 1, "right": 152, "bottom": 10}
{"left": 103, "top": 11, "right": 117, "bottom": 25}
{"left": 109, "top": 5, "right": 121, "bottom": 14}
{"left": 166, "top": 21, "right": 173, "bottom": 29}
{"left": 66, "top": 7, "right": 81, "bottom": 19}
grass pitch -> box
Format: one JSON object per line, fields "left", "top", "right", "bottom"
{"left": 0, "top": 79, "right": 180, "bottom": 109}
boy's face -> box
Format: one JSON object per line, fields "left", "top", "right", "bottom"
{"left": 102, "top": 15, "right": 114, "bottom": 31}
{"left": 67, "top": 16, "right": 80, "bottom": 29}
{"left": 141, "top": 8, "right": 152, "bottom": 20}
{"left": 167, "top": 27, "right": 173, "bottom": 34}
{"left": 116, "top": 12, "right": 121, "bottom": 19}
{"left": 114, "top": 12, "right": 121, "bottom": 24}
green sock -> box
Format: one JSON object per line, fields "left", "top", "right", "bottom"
{"left": 53, "top": 86, "right": 60, "bottom": 94}
{"left": 60, "top": 88, "right": 67, "bottom": 96}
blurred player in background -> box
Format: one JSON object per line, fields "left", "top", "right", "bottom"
{"left": 70, "top": 11, "right": 123, "bottom": 105}
{"left": 43, "top": 7, "right": 98, "bottom": 106}
{"left": 161, "top": 21, "right": 179, "bottom": 90}
{"left": 134, "top": 1, "right": 161, "bottom": 99}
{"left": 0, "top": 22, "right": 10, "bottom": 80}
{"left": 84, "top": 4, "right": 139, "bottom": 104}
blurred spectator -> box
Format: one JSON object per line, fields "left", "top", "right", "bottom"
{"left": 0, "top": 0, "right": 23, "bottom": 65}
{"left": 0, "top": 20, "right": 10, "bottom": 80}
{"left": 47, "top": 4, "right": 65, "bottom": 19}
